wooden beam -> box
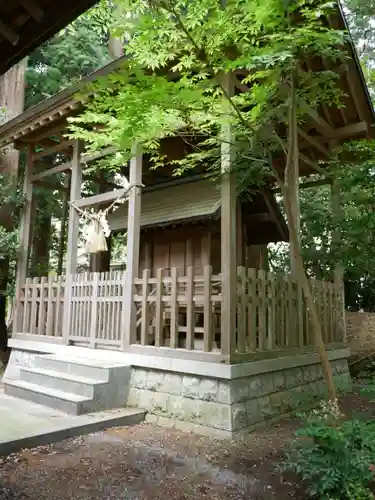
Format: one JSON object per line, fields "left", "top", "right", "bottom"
{"left": 33, "top": 179, "right": 69, "bottom": 192}
{"left": 13, "top": 145, "right": 34, "bottom": 333}
{"left": 273, "top": 177, "right": 331, "bottom": 193}
{"left": 299, "top": 100, "right": 334, "bottom": 137}
{"left": 0, "top": 21, "right": 19, "bottom": 46}
{"left": 32, "top": 140, "right": 74, "bottom": 160}
{"left": 122, "top": 148, "right": 142, "bottom": 348}
{"left": 20, "top": 0, "right": 44, "bottom": 21}
{"left": 31, "top": 161, "right": 71, "bottom": 181}
{"left": 344, "top": 63, "right": 367, "bottom": 123}
{"left": 299, "top": 152, "right": 326, "bottom": 175}
{"left": 329, "top": 121, "right": 368, "bottom": 140}
{"left": 81, "top": 146, "right": 117, "bottom": 164}
{"left": 74, "top": 188, "right": 128, "bottom": 208}
{"left": 298, "top": 129, "right": 330, "bottom": 157}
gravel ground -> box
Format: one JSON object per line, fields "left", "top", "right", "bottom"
{"left": 0, "top": 391, "right": 372, "bottom": 500}
{"left": 0, "top": 419, "right": 300, "bottom": 500}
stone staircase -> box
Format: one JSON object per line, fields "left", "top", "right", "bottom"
{"left": 4, "top": 354, "right": 131, "bottom": 415}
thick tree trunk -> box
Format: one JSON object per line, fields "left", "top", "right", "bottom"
{"left": 0, "top": 60, "right": 27, "bottom": 174}
{"left": 0, "top": 59, "right": 27, "bottom": 361}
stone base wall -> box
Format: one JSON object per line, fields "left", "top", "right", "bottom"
{"left": 3, "top": 340, "right": 351, "bottom": 438}
{"left": 347, "top": 311, "right": 375, "bottom": 355}
{"left": 128, "top": 358, "right": 351, "bottom": 437}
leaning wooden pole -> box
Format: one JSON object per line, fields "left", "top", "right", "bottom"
{"left": 282, "top": 73, "right": 337, "bottom": 400}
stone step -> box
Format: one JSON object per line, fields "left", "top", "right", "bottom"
{"left": 34, "top": 355, "right": 126, "bottom": 381}
{"left": 19, "top": 367, "right": 107, "bottom": 398}
{"left": 5, "top": 380, "right": 92, "bottom": 415}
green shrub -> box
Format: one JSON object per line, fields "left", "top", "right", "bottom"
{"left": 279, "top": 400, "right": 375, "bottom": 499}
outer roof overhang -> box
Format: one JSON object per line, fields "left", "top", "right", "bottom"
{"left": 0, "top": 0, "right": 99, "bottom": 76}
{"left": 0, "top": 4, "right": 372, "bottom": 179}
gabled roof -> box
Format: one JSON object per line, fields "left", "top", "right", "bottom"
{"left": 0, "top": 0, "right": 99, "bottom": 76}
{"left": 108, "top": 178, "right": 288, "bottom": 243}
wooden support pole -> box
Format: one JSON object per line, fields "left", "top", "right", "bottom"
{"left": 220, "top": 74, "right": 236, "bottom": 361}
{"left": 13, "top": 145, "right": 34, "bottom": 333}
{"left": 62, "top": 140, "right": 82, "bottom": 343}
{"left": 122, "top": 149, "right": 142, "bottom": 349}
{"left": 331, "top": 179, "right": 346, "bottom": 343}
{"left": 290, "top": 129, "right": 300, "bottom": 277}
{"left": 64, "top": 141, "right": 82, "bottom": 275}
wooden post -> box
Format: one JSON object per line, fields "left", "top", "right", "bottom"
{"left": 122, "top": 149, "right": 142, "bottom": 349}
{"left": 13, "top": 144, "right": 34, "bottom": 333}
{"left": 220, "top": 74, "right": 236, "bottom": 361}
{"left": 62, "top": 140, "right": 83, "bottom": 344}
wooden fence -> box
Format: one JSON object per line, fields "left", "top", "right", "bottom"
{"left": 133, "top": 266, "right": 222, "bottom": 351}
{"left": 16, "top": 275, "right": 65, "bottom": 338}
{"left": 235, "top": 267, "right": 345, "bottom": 354}
{"left": 15, "top": 266, "right": 345, "bottom": 356}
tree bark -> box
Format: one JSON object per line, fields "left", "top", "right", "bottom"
{"left": 0, "top": 59, "right": 27, "bottom": 361}
{"left": 30, "top": 214, "right": 52, "bottom": 277}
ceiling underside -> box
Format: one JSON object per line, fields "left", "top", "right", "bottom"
{"left": 0, "top": 0, "right": 99, "bottom": 76}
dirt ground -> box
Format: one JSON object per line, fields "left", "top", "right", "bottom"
{"left": 0, "top": 391, "right": 373, "bottom": 500}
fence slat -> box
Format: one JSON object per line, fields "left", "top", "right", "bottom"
{"left": 237, "top": 266, "right": 246, "bottom": 352}
{"left": 186, "top": 266, "right": 194, "bottom": 350}
{"left": 37, "top": 276, "right": 46, "bottom": 335}
{"left": 90, "top": 273, "right": 99, "bottom": 347}
{"left": 140, "top": 269, "right": 150, "bottom": 346}
{"left": 30, "top": 277, "right": 39, "bottom": 334}
{"left": 203, "top": 265, "right": 212, "bottom": 352}
{"left": 45, "top": 275, "right": 54, "bottom": 335}
{"left": 258, "top": 270, "right": 266, "bottom": 350}
{"left": 268, "top": 273, "right": 276, "bottom": 349}
{"left": 247, "top": 268, "right": 257, "bottom": 351}
{"left": 170, "top": 267, "right": 178, "bottom": 349}
{"left": 155, "top": 268, "right": 163, "bottom": 347}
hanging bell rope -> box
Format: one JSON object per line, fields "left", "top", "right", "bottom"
{"left": 70, "top": 178, "right": 144, "bottom": 255}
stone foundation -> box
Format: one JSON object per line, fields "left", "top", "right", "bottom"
{"left": 4, "top": 339, "right": 351, "bottom": 438}
{"left": 127, "top": 356, "right": 351, "bottom": 437}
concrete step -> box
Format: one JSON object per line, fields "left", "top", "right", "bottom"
{"left": 5, "top": 380, "right": 92, "bottom": 415}
{"left": 34, "top": 355, "right": 126, "bottom": 381}
{"left": 19, "top": 367, "right": 107, "bottom": 398}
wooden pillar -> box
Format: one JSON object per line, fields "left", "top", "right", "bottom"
{"left": 13, "top": 145, "right": 34, "bottom": 333}
{"left": 220, "top": 75, "right": 236, "bottom": 361}
{"left": 122, "top": 149, "right": 142, "bottom": 349}
{"left": 65, "top": 141, "right": 83, "bottom": 275}
{"left": 62, "top": 140, "right": 82, "bottom": 343}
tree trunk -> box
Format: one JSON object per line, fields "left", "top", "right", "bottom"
{"left": 282, "top": 73, "right": 336, "bottom": 400}
{"left": 30, "top": 214, "right": 52, "bottom": 277}
{"left": 0, "top": 60, "right": 27, "bottom": 174}
{"left": 57, "top": 176, "right": 71, "bottom": 276}
{"left": 0, "top": 59, "right": 27, "bottom": 361}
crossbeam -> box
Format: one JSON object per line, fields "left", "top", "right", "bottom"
{"left": 31, "top": 161, "right": 71, "bottom": 181}
{"left": 73, "top": 188, "right": 129, "bottom": 208}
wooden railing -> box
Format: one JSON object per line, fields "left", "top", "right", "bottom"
{"left": 16, "top": 275, "right": 65, "bottom": 338}
{"left": 68, "top": 271, "right": 125, "bottom": 349}
{"left": 133, "top": 266, "right": 222, "bottom": 351}
{"left": 235, "top": 267, "right": 345, "bottom": 354}
{"left": 15, "top": 267, "right": 345, "bottom": 358}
